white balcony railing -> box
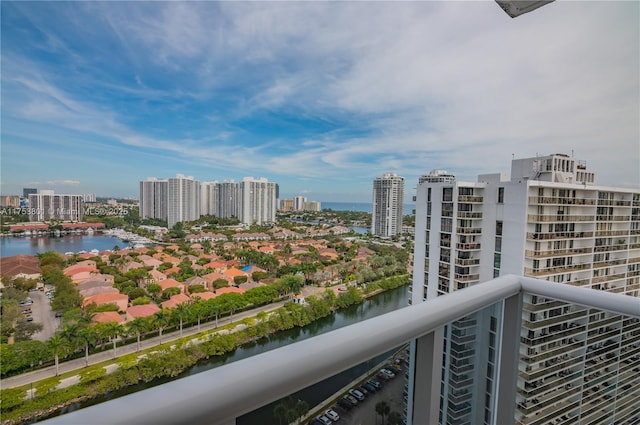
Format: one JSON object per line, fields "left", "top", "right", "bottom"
{"left": 40, "top": 275, "right": 639, "bottom": 425}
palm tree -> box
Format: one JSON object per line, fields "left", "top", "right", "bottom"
{"left": 387, "top": 411, "right": 403, "bottom": 425}
{"left": 101, "top": 322, "right": 122, "bottom": 359}
{"left": 191, "top": 300, "right": 207, "bottom": 331}
{"left": 273, "top": 403, "right": 287, "bottom": 425}
{"left": 77, "top": 326, "right": 98, "bottom": 367}
{"left": 173, "top": 302, "right": 191, "bottom": 337}
{"left": 153, "top": 309, "right": 171, "bottom": 343}
{"left": 47, "top": 335, "right": 67, "bottom": 376}
{"left": 375, "top": 401, "right": 390, "bottom": 425}
{"left": 127, "top": 317, "right": 148, "bottom": 352}
{"left": 59, "top": 323, "right": 81, "bottom": 356}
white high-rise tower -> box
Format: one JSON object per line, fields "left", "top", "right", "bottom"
{"left": 372, "top": 173, "right": 405, "bottom": 237}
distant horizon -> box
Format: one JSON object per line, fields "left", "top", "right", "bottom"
{"left": 2, "top": 2, "right": 637, "bottom": 199}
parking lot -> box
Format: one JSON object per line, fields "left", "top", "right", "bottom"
{"left": 310, "top": 362, "right": 407, "bottom": 425}
{"left": 28, "top": 290, "right": 60, "bottom": 341}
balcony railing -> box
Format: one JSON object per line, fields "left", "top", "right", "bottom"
{"left": 40, "top": 275, "right": 640, "bottom": 425}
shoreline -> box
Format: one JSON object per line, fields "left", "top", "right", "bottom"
{"left": 1, "top": 281, "right": 409, "bottom": 425}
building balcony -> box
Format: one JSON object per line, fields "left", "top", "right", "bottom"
{"left": 40, "top": 275, "right": 640, "bottom": 425}
{"left": 527, "top": 231, "right": 594, "bottom": 241}
{"left": 456, "top": 227, "right": 482, "bottom": 234}
{"left": 456, "top": 211, "right": 482, "bottom": 219}
{"left": 524, "top": 263, "right": 590, "bottom": 277}
{"left": 595, "top": 215, "right": 631, "bottom": 221}
{"left": 456, "top": 243, "right": 481, "bottom": 251}
{"left": 592, "top": 273, "right": 626, "bottom": 284}
{"left": 528, "top": 196, "right": 597, "bottom": 206}
{"left": 524, "top": 247, "right": 593, "bottom": 258}
{"left": 527, "top": 214, "right": 595, "bottom": 222}
{"left": 457, "top": 196, "right": 483, "bottom": 203}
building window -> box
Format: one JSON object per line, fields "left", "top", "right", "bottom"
{"left": 498, "top": 187, "right": 504, "bottom": 203}
{"left": 443, "top": 188, "right": 453, "bottom": 202}
{"left": 428, "top": 187, "right": 432, "bottom": 202}
{"left": 496, "top": 221, "right": 503, "bottom": 236}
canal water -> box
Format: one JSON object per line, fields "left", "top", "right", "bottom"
{"left": 38, "top": 285, "right": 409, "bottom": 424}
{"left": 0, "top": 235, "right": 123, "bottom": 257}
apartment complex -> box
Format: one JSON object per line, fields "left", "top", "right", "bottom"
{"left": 167, "top": 174, "right": 200, "bottom": 229}
{"left": 372, "top": 172, "right": 405, "bottom": 237}
{"left": 28, "top": 191, "right": 84, "bottom": 221}
{"left": 140, "top": 175, "right": 277, "bottom": 227}
{"left": 279, "top": 197, "right": 321, "bottom": 212}
{"left": 238, "top": 177, "right": 278, "bottom": 226}
{"left": 139, "top": 178, "right": 168, "bottom": 222}
{"left": 410, "top": 154, "right": 640, "bottom": 424}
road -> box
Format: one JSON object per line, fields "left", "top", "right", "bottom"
{"left": 30, "top": 290, "right": 60, "bottom": 342}
{"left": 3, "top": 285, "right": 332, "bottom": 390}
{"left": 2, "top": 299, "right": 290, "bottom": 389}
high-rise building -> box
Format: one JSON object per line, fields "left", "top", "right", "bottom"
{"left": 83, "top": 193, "right": 97, "bottom": 203}
{"left": 305, "top": 201, "right": 321, "bottom": 212}
{"left": 294, "top": 196, "right": 307, "bottom": 211}
{"left": 200, "top": 181, "right": 218, "bottom": 217}
{"left": 167, "top": 174, "right": 200, "bottom": 229}
{"left": 410, "top": 154, "right": 640, "bottom": 424}
{"left": 217, "top": 180, "right": 239, "bottom": 220}
{"left": 239, "top": 177, "right": 277, "bottom": 226}
{"left": 28, "top": 192, "right": 84, "bottom": 221}
{"left": 280, "top": 199, "right": 294, "bottom": 211}
{"left": 372, "top": 172, "right": 405, "bottom": 237}
{"left": 23, "top": 188, "right": 37, "bottom": 198}
{"left": 139, "top": 178, "right": 168, "bottom": 222}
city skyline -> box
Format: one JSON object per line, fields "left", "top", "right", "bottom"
{"left": 1, "top": 2, "right": 638, "bottom": 202}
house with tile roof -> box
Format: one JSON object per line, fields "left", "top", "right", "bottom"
{"left": 83, "top": 293, "right": 129, "bottom": 311}
{"left": 80, "top": 286, "right": 119, "bottom": 298}
{"left": 190, "top": 291, "right": 217, "bottom": 301}
{"left": 158, "top": 278, "right": 184, "bottom": 293}
{"left": 214, "top": 286, "right": 246, "bottom": 295}
{"left": 0, "top": 255, "right": 42, "bottom": 281}
{"left": 161, "top": 293, "right": 191, "bottom": 309}
{"left": 92, "top": 311, "right": 124, "bottom": 324}
{"left": 126, "top": 304, "right": 160, "bottom": 321}
{"left": 223, "top": 267, "right": 248, "bottom": 280}
{"left": 147, "top": 269, "right": 167, "bottom": 285}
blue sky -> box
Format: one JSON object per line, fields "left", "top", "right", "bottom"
{"left": 1, "top": 1, "right": 638, "bottom": 202}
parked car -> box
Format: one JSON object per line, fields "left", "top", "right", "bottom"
{"left": 363, "top": 382, "right": 377, "bottom": 393}
{"left": 25, "top": 317, "right": 34, "bottom": 322}
{"left": 309, "top": 420, "right": 324, "bottom": 425}
{"left": 367, "top": 379, "right": 382, "bottom": 389}
{"left": 325, "top": 408, "right": 340, "bottom": 422}
{"left": 348, "top": 388, "right": 365, "bottom": 401}
{"left": 380, "top": 368, "right": 396, "bottom": 378}
{"left": 337, "top": 398, "right": 353, "bottom": 410}
{"left": 55, "top": 311, "right": 63, "bottom": 318}
{"left": 23, "top": 309, "right": 32, "bottom": 314}
{"left": 346, "top": 394, "right": 359, "bottom": 405}
{"left": 316, "top": 415, "right": 332, "bottom": 425}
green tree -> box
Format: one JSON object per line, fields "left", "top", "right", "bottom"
{"left": 126, "top": 317, "right": 148, "bottom": 352}
{"left": 47, "top": 335, "right": 67, "bottom": 376}
{"left": 77, "top": 326, "right": 98, "bottom": 367}
{"left": 375, "top": 401, "right": 391, "bottom": 425}
{"left": 173, "top": 303, "right": 191, "bottom": 337}
{"left": 387, "top": 411, "right": 403, "bottom": 425}
{"left": 96, "top": 322, "right": 122, "bottom": 359}
{"left": 147, "top": 283, "right": 162, "bottom": 299}
{"left": 191, "top": 300, "right": 207, "bottom": 331}
{"left": 153, "top": 309, "right": 171, "bottom": 343}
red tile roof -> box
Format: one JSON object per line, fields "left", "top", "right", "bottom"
{"left": 161, "top": 294, "right": 191, "bottom": 309}
{"left": 0, "top": 255, "right": 41, "bottom": 277}
{"left": 127, "top": 304, "right": 160, "bottom": 318}
{"left": 92, "top": 311, "right": 124, "bottom": 323}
